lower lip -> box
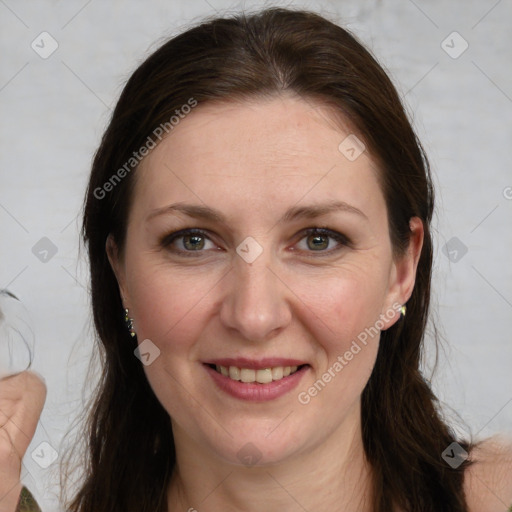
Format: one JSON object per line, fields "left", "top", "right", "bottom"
{"left": 204, "top": 364, "right": 309, "bottom": 402}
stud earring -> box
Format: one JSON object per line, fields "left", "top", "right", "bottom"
{"left": 400, "top": 305, "right": 407, "bottom": 318}
{"left": 124, "top": 308, "right": 136, "bottom": 337}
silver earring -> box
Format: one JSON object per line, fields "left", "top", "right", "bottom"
{"left": 124, "top": 308, "right": 136, "bottom": 337}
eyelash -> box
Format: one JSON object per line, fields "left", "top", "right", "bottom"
{"left": 160, "top": 227, "right": 351, "bottom": 258}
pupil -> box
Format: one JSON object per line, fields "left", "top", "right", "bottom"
{"left": 184, "top": 235, "right": 204, "bottom": 250}
{"left": 308, "top": 235, "right": 328, "bottom": 250}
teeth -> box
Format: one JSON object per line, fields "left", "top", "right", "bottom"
{"left": 271, "top": 367, "right": 283, "bottom": 380}
{"left": 214, "top": 364, "right": 303, "bottom": 383}
{"left": 256, "top": 368, "right": 273, "bottom": 384}
{"left": 229, "top": 366, "right": 241, "bottom": 381}
{"left": 240, "top": 369, "right": 256, "bottom": 382}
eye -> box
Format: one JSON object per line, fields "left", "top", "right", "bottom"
{"left": 161, "top": 227, "right": 350, "bottom": 258}
{"left": 161, "top": 229, "right": 218, "bottom": 255}
{"left": 294, "top": 228, "right": 350, "bottom": 254}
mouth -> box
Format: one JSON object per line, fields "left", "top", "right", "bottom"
{"left": 203, "top": 360, "right": 310, "bottom": 402}
{"left": 206, "top": 363, "right": 309, "bottom": 384}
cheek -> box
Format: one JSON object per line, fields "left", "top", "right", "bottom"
{"left": 124, "top": 259, "right": 217, "bottom": 417}
{"left": 124, "top": 253, "right": 215, "bottom": 349}
{"left": 292, "top": 266, "right": 387, "bottom": 399}
{"left": 298, "top": 264, "right": 388, "bottom": 350}
{"left": 288, "top": 277, "right": 381, "bottom": 438}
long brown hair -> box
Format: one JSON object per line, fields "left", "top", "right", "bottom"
{"left": 70, "top": 7, "right": 473, "bottom": 511}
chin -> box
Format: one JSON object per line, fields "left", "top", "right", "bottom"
{"left": 198, "top": 417, "right": 314, "bottom": 468}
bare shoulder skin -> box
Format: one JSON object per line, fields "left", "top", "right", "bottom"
{"left": 465, "top": 435, "right": 512, "bottom": 512}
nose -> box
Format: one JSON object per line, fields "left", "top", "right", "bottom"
{"left": 219, "top": 253, "right": 292, "bottom": 342}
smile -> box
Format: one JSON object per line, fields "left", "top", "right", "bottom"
{"left": 210, "top": 364, "right": 304, "bottom": 384}
{"left": 203, "top": 361, "right": 310, "bottom": 401}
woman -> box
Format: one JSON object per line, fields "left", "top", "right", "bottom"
{"left": 2, "top": 7, "right": 511, "bottom": 512}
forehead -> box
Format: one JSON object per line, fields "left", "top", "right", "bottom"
{"left": 133, "top": 94, "right": 386, "bottom": 224}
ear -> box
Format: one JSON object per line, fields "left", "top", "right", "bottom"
{"left": 381, "top": 217, "right": 424, "bottom": 329}
{"left": 106, "top": 234, "right": 129, "bottom": 306}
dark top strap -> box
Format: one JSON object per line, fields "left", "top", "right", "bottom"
{"left": 16, "top": 487, "right": 42, "bottom": 512}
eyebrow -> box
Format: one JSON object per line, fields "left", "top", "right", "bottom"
{"left": 147, "top": 200, "right": 368, "bottom": 224}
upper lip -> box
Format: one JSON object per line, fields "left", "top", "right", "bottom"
{"left": 203, "top": 357, "right": 308, "bottom": 369}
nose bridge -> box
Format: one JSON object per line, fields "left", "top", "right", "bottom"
{"left": 220, "top": 251, "right": 291, "bottom": 341}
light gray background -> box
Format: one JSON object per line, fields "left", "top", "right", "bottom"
{"left": 1, "top": 0, "right": 511, "bottom": 509}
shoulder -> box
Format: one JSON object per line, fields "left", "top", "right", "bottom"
{"left": 464, "top": 435, "right": 512, "bottom": 512}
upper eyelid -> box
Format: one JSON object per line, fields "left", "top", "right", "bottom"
{"left": 161, "top": 227, "right": 350, "bottom": 252}
{"left": 160, "top": 228, "right": 212, "bottom": 246}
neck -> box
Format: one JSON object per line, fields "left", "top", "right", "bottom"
{"left": 167, "top": 404, "right": 373, "bottom": 511}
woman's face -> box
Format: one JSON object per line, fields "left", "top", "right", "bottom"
{"left": 109, "top": 94, "right": 422, "bottom": 467}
